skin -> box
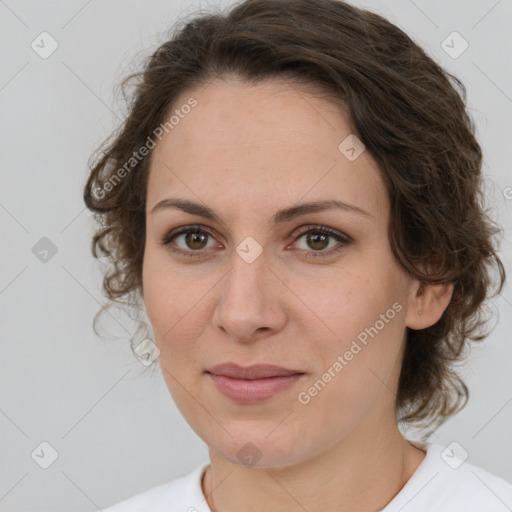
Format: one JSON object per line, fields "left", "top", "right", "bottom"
{"left": 142, "top": 77, "right": 453, "bottom": 511}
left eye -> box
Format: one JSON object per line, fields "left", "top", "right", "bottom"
{"left": 294, "top": 227, "right": 349, "bottom": 254}
{"left": 296, "top": 226, "right": 351, "bottom": 258}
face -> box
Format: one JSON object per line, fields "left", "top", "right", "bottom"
{"left": 142, "top": 77, "right": 420, "bottom": 468}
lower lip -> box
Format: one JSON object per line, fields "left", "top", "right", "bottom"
{"left": 207, "top": 373, "right": 305, "bottom": 404}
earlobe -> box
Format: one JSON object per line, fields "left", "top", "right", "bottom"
{"left": 405, "top": 281, "right": 454, "bottom": 330}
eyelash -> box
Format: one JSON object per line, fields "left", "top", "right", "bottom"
{"left": 160, "top": 224, "right": 352, "bottom": 260}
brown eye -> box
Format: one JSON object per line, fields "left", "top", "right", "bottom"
{"left": 161, "top": 225, "right": 219, "bottom": 257}
{"left": 293, "top": 226, "right": 352, "bottom": 258}
{"left": 183, "top": 231, "right": 209, "bottom": 250}
{"left": 305, "top": 232, "right": 330, "bottom": 251}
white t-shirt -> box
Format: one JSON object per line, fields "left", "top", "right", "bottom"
{"left": 103, "top": 442, "right": 512, "bottom": 511}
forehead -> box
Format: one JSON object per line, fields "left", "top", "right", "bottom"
{"left": 147, "top": 77, "right": 387, "bottom": 223}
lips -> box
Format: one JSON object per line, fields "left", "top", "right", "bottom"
{"left": 206, "top": 363, "right": 303, "bottom": 379}
{"left": 206, "top": 363, "right": 306, "bottom": 404}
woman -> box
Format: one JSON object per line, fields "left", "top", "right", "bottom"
{"left": 84, "top": 0, "right": 512, "bottom": 510}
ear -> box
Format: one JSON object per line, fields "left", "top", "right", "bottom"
{"left": 405, "top": 280, "right": 454, "bottom": 330}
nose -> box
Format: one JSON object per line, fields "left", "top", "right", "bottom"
{"left": 212, "top": 250, "right": 287, "bottom": 342}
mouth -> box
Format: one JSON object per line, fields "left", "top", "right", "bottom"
{"left": 205, "top": 363, "right": 306, "bottom": 404}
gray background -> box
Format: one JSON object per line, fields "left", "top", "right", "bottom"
{"left": 1, "top": 0, "right": 511, "bottom": 510}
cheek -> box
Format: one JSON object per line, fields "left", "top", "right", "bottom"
{"left": 295, "top": 316, "right": 405, "bottom": 437}
{"left": 142, "top": 256, "right": 211, "bottom": 364}
{"left": 142, "top": 248, "right": 184, "bottom": 344}
{"left": 142, "top": 262, "right": 170, "bottom": 335}
{"left": 293, "top": 266, "right": 406, "bottom": 393}
{"left": 290, "top": 264, "right": 400, "bottom": 343}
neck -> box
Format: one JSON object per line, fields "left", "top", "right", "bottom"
{"left": 202, "top": 423, "right": 426, "bottom": 512}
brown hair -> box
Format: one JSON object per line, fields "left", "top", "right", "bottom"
{"left": 83, "top": 0, "right": 506, "bottom": 433}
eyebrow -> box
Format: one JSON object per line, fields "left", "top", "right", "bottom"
{"left": 150, "top": 198, "right": 375, "bottom": 224}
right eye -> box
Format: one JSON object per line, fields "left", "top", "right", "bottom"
{"left": 161, "top": 225, "right": 222, "bottom": 258}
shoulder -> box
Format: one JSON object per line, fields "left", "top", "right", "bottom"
{"left": 384, "top": 442, "right": 512, "bottom": 512}
{"left": 102, "top": 461, "right": 210, "bottom": 512}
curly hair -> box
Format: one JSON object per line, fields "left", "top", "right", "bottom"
{"left": 83, "top": 0, "right": 506, "bottom": 434}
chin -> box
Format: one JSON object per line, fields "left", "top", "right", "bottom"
{"left": 203, "top": 424, "right": 314, "bottom": 469}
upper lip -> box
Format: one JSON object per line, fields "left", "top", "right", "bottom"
{"left": 206, "top": 363, "right": 304, "bottom": 380}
